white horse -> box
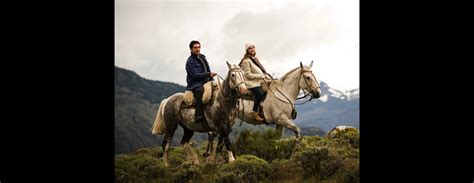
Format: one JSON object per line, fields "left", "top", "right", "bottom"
{"left": 238, "top": 61, "right": 321, "bottom": 139}
{"left": 202, "top": 61, "right": 321, "bottom": 157}
{"left": 151, "top": 62, "right": 247, "bottom": 166}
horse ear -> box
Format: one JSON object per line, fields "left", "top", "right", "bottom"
{"left": 300, "top": 61, "right": 303, "bottom": 69}
{"left": 309, "top": 60, "right": 314, "bottom": 68}
{"left": 226, "top": 61, "right": 231, "bottom": 69}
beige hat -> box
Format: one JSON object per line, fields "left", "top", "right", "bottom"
{"left": 245, "top": 43, "right": 255, "bottom": 51}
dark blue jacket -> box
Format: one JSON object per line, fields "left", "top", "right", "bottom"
{"left": 186, "top": 53, "right": 214, "bottom": 90}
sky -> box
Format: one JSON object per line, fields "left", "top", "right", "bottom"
{"left": 115, "top": 0, "right": 359, "bottom": 91}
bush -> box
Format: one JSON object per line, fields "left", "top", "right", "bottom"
{"left": 232, "top": 129, "right": 297, "bottom": 161}
{"left": 172, "top": 163, "right": 203, "bottom": 183}
{"left": 327, "top": 129, "right": 360, "bottom": 148}
{"left": 291, "top": 147, "right": 344, "bottom": 180}
{"left": 340, "top": 130, "right": 360, "bottom": 148}
{"left": 167, "top": 147, "right": 187, "bottom": 167}
{"left": 267, "top": 159, "right": 301, "bottom": 181}
{"left": 334, "top": 158, "right": 360, "bottom": 183}
{"left": 114, "top": 130, "right": 359, "bottom": 183}
{"left": 115, "top": 153, "right": 170, "bottom": 183}
{"left": 216, "top": 155, "right": 270, "bottom": 183}
{"left": 115, "top": 155, "right": 143, "bottom": 183}
{"left": 133, "top": 147, "right": 163, "bottom": 158}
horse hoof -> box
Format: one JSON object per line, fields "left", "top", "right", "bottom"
{"left": 203, "top": 153, "right": 210, "bottom": 158}
{"left": 295, "top": 137, "right": 302, "bottom": 144}
{"left": 206, "top": 155, "right": 215, "bottom": 161}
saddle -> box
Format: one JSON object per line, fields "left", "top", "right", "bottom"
{"left": 239, "top": 79, "right": 297, "bottom": 121}
{"left": 240, "top": 79, "right": 272, "bottom": 101}
{"left": 238, "top": 80, "right": 273, "bottom": 123}
{"left": 183, "top": 80, "right": 219, "bottom": 107}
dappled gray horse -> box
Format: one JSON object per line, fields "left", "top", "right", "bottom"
{"left": 152, "top": 62, "right": 247, "bottom": 167}
{"left": 203, "top": 61, "right": 321, "bottom": 157}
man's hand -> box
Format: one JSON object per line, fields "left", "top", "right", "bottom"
{"left": 209, "top": 72, "right": 217, "bottom": 77}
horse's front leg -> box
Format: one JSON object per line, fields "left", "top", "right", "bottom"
{"left": 216, "top": 120, "right": 235, "bottom": 162}
{"left": 203, "top": 131, "right": 217, "bottom": 158}
{"left": 216, "top": 133, "right": 225, "bottom": 154}
{"left": 224, "top": 132, "right": 235, "bottom": 162}
{"left": 277, "top": 116, "right": 302, "bottom": 143}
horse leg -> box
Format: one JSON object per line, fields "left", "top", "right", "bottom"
{"left": 217, "top": 122, "right": 235, "bottom": 163}
{"left": 278, "top": 117, "right": 301, "bottom": 142}
{"left": 181, "top": 126, "right": 199, "bottom": 165}
{"left": 161, "top": 123, "right": 177, "bottom": 167}
{"left": 275, "top": 125, "right": 284, "bottom": 138}
{"left": 203, "top": 131, "right": 217, "bottom": 159}
{"left": 224, "top": 132, "right": 235, "bottom": 162}
{"left": 216, "top": 134, "right": 225, "bottom": 154}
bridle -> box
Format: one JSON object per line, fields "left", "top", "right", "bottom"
{"left": 259, "top": 69, "right": 319, "bottom": 121}
{"left": 296, "top": 68, "right": 321, "bottom": 100}
{"left": 216, "top": 67, "right": 247, "bottom": 126}
{"left": 216, "top": 67, "right": 246, "bottom": 100}
{"left": 228, "top": 67, "right": 246, "bottom": 90}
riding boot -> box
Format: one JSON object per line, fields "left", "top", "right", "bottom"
{"left": 251, "top": 111, "right": 264, "bottom": 121}
{"left": 193, "top": 86, "right": 206, "bottom": 123}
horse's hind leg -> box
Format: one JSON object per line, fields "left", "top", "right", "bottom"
{"left": 203, "top": 131, "right": 217, "bottom": 159}
{"left": 275, "top": 125, "right": 284, "bottom": 138}
{"left": 181, "top": 126, "right": 199, "bottom": 165}
{"left": 162, "top": 122, "right": 177, "bottom": 167}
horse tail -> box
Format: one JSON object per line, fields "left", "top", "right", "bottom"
{"left": 151, "top": 98, "right": 169, "bottom": 135}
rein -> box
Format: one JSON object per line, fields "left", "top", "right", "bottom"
{"left": 216, "top": 68, "right": 247, "bottom": 126}
{"left": 265, "top": 68, "right": 321, "bottom": 113}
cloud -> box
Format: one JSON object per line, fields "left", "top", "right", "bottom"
{"left": 114, "top": 0, "right": 359, "bottom": 90}
{"left": 221, "top": 3, "right": 337, "bottom": 63}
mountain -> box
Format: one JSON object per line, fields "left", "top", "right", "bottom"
{"left": 115, "top": 66, "right": 210, "bottom": 154}
{"left": 115, "top": 66, "right": 357, "bottom": 154}
{"left": 294, "top": 81, "right": 359, "bottom": 131}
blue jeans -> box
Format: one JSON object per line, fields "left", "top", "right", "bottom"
{"left": 249, "top": 87, "right": 264, "bottom": 112}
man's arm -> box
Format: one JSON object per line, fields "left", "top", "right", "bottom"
{"left": 201, "top": 54, "right": 215, "bottom": 81}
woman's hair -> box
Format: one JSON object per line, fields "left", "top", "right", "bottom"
{"left": 239, "top": 50, "right": 256, "bottom": 67}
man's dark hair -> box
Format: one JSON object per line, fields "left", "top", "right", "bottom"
{"left": 189, "top": 40, "right": 201, "bottom": 49}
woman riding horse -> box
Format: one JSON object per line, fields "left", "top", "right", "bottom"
{"left": 239, "top": 43, "right": 272, "bottom": 121}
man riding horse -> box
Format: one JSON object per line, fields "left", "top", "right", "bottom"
{"left": 185, "top": 40, "right": 217, "bottom": 124}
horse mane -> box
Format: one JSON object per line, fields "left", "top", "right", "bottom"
{"left": 280, "top": 65, "right": 312, "bottom": 81}
{"left": 217, "top": 65, "right": 239, "bottom": 104}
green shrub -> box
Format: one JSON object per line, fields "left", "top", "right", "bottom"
{"left": 267, "top": 159, "right": 301, "bottom": 181}
{"left": 291, "top": 147, "right": 344, "bottom": 180}
{"left": 114, "top": 131, "right": 359, "bottom": 183}
{"left": 115, "top": 153, "right": 170, "bottom": 183}
{"left": 133, "top": 147, "right": 163, "bottom": 158}
{"left": 216, "top": 155, "right": 270, "bottom": 183}
{"left": 327, "top": 129, "right": 359, "bottom": 149}
{"left": 340, "top": 131, "right": 360, "bottom": 148}
{"left": 232, "top": 129, "right": 297, "bottom": 161}
{"left": 115, "top": 155, "right": 143, "bottom": 183}
{"left": 167, "top": 147, "right": 187, "bottom": 167}
{"left": 172, "top": 163, "right": 202, "bottom": 183}
{"left": 334, "top": 158, "right": 360, "bottom": 183}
